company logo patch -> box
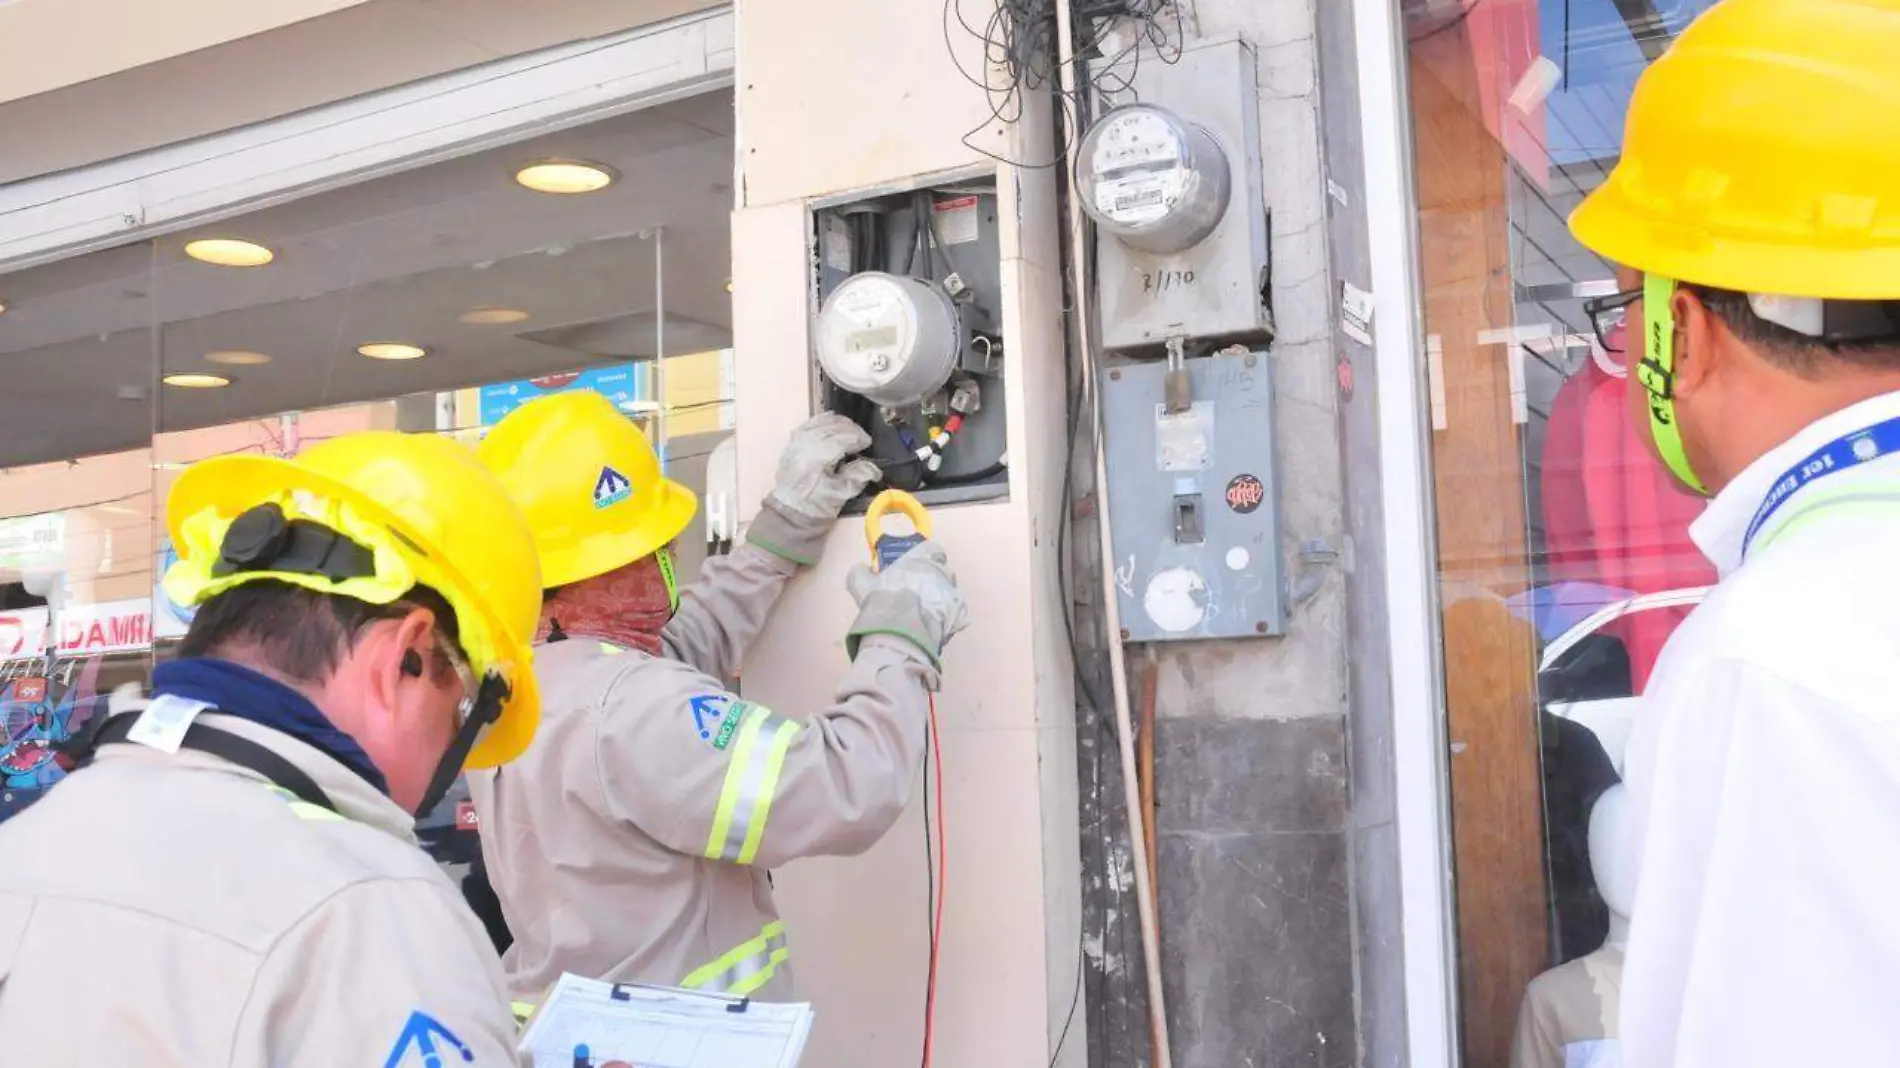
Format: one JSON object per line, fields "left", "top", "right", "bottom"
{"left": 689, "top": 693, "right": 752, "bottom": 750}
{"left": 593, "top": 465, "right": 633, "bottom": 509}
{"left": 383, "top": 1010, "right": 472, "bottom": 1067}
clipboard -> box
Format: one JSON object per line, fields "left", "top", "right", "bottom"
{"left": 516, "top": 972, "right": 813, "bottom": 1068}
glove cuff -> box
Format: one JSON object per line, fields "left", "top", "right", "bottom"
{"left": 845, "top": 589, "right": 942, "bottom": 669}
{"left": 746, "top": 497, "right": 831, "bottom": 567}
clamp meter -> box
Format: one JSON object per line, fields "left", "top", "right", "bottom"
{"left": 864, "top": 489, "right": 932, "bottom": 572}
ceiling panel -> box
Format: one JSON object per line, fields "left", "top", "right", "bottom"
{"left": 0, "top": 92, "right": 733, "bottom": 469}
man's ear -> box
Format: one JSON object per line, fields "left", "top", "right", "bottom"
{"left": 1671, "top": 287, "right": 1726, "bottom": 396}
{"left": 363, "top": 608, "right": 438, "bottom": 712}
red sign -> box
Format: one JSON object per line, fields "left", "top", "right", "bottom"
{"left": 456, "top": 800, "right": 480, "bottom": 832}
{"left": 0, "top": 608, "right": 50, "bottom": 660}
{"left": 13, "top": 677, "right": 47, "bottom": 703}
{"left": 56, "top": 601, "right": 152, "bottom": 656}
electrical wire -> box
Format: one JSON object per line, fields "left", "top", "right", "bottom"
{"left": 941, "top": 0, "right": 1181, "bottom": 170}
{"left": 920, "top": 693, "right": 948, "bottom": 1068}
{"left": 929, "top": 459, "right": 1007, "bottom": 487}
{"left": 921, "top": 698, "right": 935, "bottom": 1066}
{"left": 1043, "top": 13, "right": 1104, "bottom": 1061}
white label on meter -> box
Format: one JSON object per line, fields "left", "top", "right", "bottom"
{"left": 934, "top": 196, "right": 980, "bottom": 246}
{"left": 822, "top": 220, "right": 851, "bottom": 272}
{"left": 1155, "top": 401, "right": 1215, "bottom": 471}
{"left": 1090, "top": 110, "right": 1188, "bottom": 226}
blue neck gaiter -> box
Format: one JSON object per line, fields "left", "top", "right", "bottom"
{"left": 150, "top": 657, "right": 389, "bottom": 796}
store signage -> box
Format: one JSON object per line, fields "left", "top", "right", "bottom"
{"left": 478, "top": 364, "right": 647, "bottom": 426}
{"left": 1, "top": 600, "right": 165, "bottom": 662}
{"left": 0, "top": 513, "right": 64, "bottom": 570}
{"left": 16, "top": 600, "right": 152, "bottom": 657}
{"left": 53, "top": 600, "right": 152, "bottom": 656}
{"left": 0, "top": 608, "right": 51, "bottom": 661}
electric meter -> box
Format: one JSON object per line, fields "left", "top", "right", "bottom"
{"left": 1076, "top": 103, "right": 1231, "bottom": 255}
{"left": 814, "top": 272, "right": 962, "bottom": 408}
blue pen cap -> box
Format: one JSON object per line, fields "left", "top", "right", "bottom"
{"left": 573, "top": 1043, "right": 591, "bottom": 1066}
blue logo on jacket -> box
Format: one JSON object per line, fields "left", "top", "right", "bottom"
{"left": 384, "top": 1010, "right": 474, "bottom": 1067}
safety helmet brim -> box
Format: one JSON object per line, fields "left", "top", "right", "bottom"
{"left": 1570, "top": 191, "right": 1900, "bottom": 302}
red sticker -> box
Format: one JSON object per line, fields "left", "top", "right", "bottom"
{"left": 1225, "top": 474, "right": 1266, "bottom": 515}
{"left": 456, "top": 801, "right": 480, "bottom": 831}
{"left": 14, "top": 678, "right": 46, "bottom": 703}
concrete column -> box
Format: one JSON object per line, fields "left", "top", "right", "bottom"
{"left": 726, "top": 3, "right": 1082, "bottom": 1066}
{"left": 1134, "top": 2, "right": 1357, "bottom": 1066}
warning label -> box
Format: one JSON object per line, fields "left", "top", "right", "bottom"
{"left": 934, "top": 195, "right": 980, "bottom": 246}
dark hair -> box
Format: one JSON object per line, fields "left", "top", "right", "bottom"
{"left": 178, "top": 579, "right": 463, "bottom": 685}
{"left": 1687, "top": 283, "right": 1900, "bottom": 376}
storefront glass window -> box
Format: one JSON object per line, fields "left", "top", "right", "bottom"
{"left": 1402, "top": 3, "right": 1716, "bottom": 1064}
{"left": 0, "top": 95, "right": 735, "bottom": 920}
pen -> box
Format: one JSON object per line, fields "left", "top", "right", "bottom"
{"left": 572, "top": 1043, "right": 590, "bottom": 1067}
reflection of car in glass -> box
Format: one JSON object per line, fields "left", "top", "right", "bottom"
{"left": 1509, "top": 583, "right": 1712, "bottom": 962}
{"left": 1538, "top": 586, "right": 1712, "bottom": 773}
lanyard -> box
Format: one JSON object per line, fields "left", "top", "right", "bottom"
{"left": 1742, "top": 415, "right": 1900, "bottom": 559}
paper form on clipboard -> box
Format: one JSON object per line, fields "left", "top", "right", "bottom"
{"left": 516, "top": 972, "right": 814, "bottom": 1068}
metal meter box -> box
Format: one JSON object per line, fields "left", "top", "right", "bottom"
{"left": 1100, "top": 349, "right": 1285, "bottom": 642}
{"left": 810, "top": 181, "right": 1010, "bottom": 509}
{"left": 1093, "top": 37, "right": 1272, "bottom": 351}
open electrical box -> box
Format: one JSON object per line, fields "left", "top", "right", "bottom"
{"left": 808, "top": 174, "right": 1009, "bottom": 511}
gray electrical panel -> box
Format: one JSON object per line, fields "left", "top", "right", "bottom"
{"left": 1093, "top": 37, "right": 1273, "bottom": 351}
{"left": 1100, "top": 349, "right": 1285, "bottom": 642}
{"left": 809, "top": 180, "right": 1009, "bottom": 509}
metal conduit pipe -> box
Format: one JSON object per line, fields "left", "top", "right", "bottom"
{"left": 1051, "top": 0, "right": 1175, "bottom": 1064}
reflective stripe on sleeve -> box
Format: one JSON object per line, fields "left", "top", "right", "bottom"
{"left": 702, "top": 705, "right": 802, "bottom": 865}
{"left": 680, "top": 921, "right": 790, "bottom": 996}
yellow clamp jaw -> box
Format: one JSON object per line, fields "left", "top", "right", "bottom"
{"left": 864, "top": 489, "right": 933, "bottom": 572}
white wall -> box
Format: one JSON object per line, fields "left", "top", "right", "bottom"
{"left": 727, "top": 2, "right": 1083, "bottom": 1065}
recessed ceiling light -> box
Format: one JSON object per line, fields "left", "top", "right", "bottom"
{"left": 0, "top": 300, "right": 9, "bottom": 315}
{"left": 459, "top": 307, "right": 531, "bottom": 325}
{"left": 184, "top": 239, "right": 275, "bottom": 268}
{"left": 513, "top": 159, "right": 617, "bottom": 194}
{"left": 357, "top": 342, "right": 428, "bottom": 361}
{"left": 204, "top": 350, "right": 272, "bottom": 366}
{"left": 162, "top": 372, "right": 232, "bottom": 389}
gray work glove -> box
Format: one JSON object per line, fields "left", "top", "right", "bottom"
{"left": 844, "top": 540, "right": 970, "bottom": 669}
{"left": 748, "top": 413, "right": 883, "bottom": 566}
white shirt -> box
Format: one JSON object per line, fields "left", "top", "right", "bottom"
{"left": 1619, "top": 390, "right": 1900, "bottom": 1068}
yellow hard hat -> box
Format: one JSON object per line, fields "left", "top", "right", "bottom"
{"left": 163, "top": 431, "right": 543, "bottom": 770}
{"left": 1570, "top": 0, "right": 1900, "bottom": 299}
{"left": 477, "top": 390, "right": 697, "bottom": 589}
